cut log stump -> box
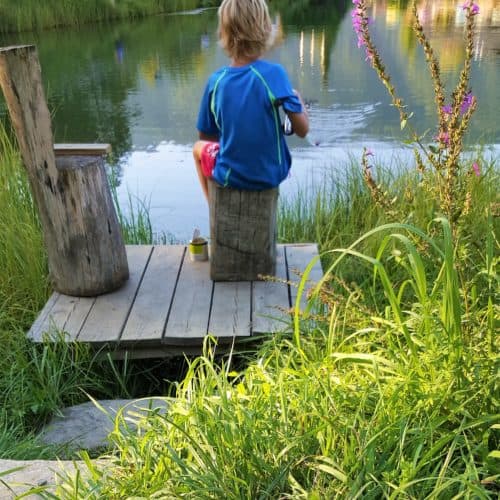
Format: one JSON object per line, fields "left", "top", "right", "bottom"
{"left": 0, "top": 45, "right": 128, "bottom": 296}
{"left": 53, "top": 156, "right": 129, "bottom": 296}
{"left": 208, "top": 179, "right": 278, "bottom": 281}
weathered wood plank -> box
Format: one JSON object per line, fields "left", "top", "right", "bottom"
{"left": 28, "top": 293, "right": 95, "bottom": 342}
{"left": 77, "top": 246, "right": 153, "bottom": 343}
{"left": 120, "top": 245, "right": 185, "bottom": 343}
{"left": 27, "top": 292, "right": 61, "bottom": 342}
{"left": 29, "top": 294, "right": 96, "bottom": 341}
{"left": 54, "top": 295, "right": 96, "bottom": 340}
{"left": 252, "top": 245, "right": 290, "bottom": 334}
{"left": 54, "top": 143, "right": 111, "bottom": 156}
{"left": 28, "top": 243, "right": 323, "bottom": 351}
{"left": 163, "top": 258, "right": 213, "bottom": 344}
{"left": 209, "top": 281, "right": 251, "bottom": 338}
{"left": 286, "top": 244, "right": 324, "bottom": 310}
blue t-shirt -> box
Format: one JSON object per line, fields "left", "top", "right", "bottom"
{"left": 196, "top": 59, "right": 302, "bottom": 190}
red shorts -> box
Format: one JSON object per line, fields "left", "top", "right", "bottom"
{"left": 200, "top": 142, "right": 220, "bottom": 178}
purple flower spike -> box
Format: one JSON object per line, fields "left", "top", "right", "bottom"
{"left": 436, "top": 131, "right": 450, "bottom": 146}
{"left": 460, "top": 92, "right": 474, "bottom": 114}
{"left": 441, "top": 105, "right": 453, "bottom": 115}
{"left": 462, "top": 1, "right": 480, "bottom": 15}
{"left": 472, "top": 162, "right": 481, "bottom": 176}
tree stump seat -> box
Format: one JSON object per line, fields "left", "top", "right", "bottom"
{"left": 0, "top": 45, "right": 128, "bottom": 296}
{"left": 208, "top": 179, "right": 279, "bottom": 281}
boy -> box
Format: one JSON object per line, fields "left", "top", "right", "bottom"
{"left": 193, "top": 0, "right": 309, "bottom": 200}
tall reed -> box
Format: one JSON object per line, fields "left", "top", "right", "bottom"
{"left": 0, "top": 126, "right": 48, "bottom": 324}
{"left": 279, "top": 155, "right": 498, "bottom": 275}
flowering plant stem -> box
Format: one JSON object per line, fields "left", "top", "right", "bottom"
{"left": 352, "top": 0, "right": 480, "bottom": 225}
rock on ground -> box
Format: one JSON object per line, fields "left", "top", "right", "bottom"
{"left": 0, "top": 397, "right": 170, "bottom": 498}
{"left": 0, "top": 459, "right": 104, "bottom": 499}
{"left": 40, "top": 397, "right": 170, "bottom": 452}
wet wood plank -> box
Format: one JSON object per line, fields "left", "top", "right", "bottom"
{"left": 252, "top": 245, "right": 290, "bottom": 334}
{"left": 120, "top": 245, "right": 184, "bottom": 343}
{"left": 77, "top": 246, "right": 153, "bottom": 343}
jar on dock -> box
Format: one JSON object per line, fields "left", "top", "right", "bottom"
{"left": 189, "top": 236, "right": 208, "bottom": 261}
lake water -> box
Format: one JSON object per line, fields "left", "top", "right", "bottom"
{"left": 1, "top": 1, "right": 499, "bottom": 240}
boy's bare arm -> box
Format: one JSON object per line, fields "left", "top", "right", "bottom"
{"left": 287, "top": 89, "right": 309, "bottom": 138}
{"left": 288, "top": 111, "right": 309, "bottom": 138}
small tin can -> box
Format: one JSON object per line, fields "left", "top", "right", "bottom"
{"left": 189, "top": 237, "right": 208, "bottom": 261}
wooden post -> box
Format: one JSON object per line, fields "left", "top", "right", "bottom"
{"left": 0, "top": 45, "right": 128, "bottom": 296}
{"left": 208, "top": 179, "right": 278, "bottom": 281}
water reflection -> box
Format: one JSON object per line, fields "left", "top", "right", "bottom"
{"left": 397, "top": 1, "right": 500, "bottom": 70}
{"left": 0, "top": 1, "right": 498, "bottom": 239}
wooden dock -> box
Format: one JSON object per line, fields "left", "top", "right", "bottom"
{"left": 28, "top": 244, "right": 323, "bottom": 358}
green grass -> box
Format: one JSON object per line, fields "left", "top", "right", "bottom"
{"left": 49, "top": 217, "right": 498, "bottom": 498}
{"left": 0, "top": 126, "right": 48, "bottom": 322}
{"left": 0, "top": 122, "right": 185, "bottom": 461}
{"left": 0, "top": 0, "right": 219, "bottom": 34}
{"left": 279, "top": 154, "right": 499, "bottom": 271}
{"left": 0, "top": 124, "right": 163, "bottom": 460}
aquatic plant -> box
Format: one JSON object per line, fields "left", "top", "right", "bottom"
{"left": 352, "top": 0, "right": 483, "bottom": 225}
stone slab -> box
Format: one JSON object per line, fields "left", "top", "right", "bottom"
{"left": 0, "top": 459, "right": 104, "bottom": 499}
{"left": 40, "top": 397, "right": 170, "bottom": 452}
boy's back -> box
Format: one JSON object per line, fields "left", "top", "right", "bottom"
{"left": 192, "top": 0, "right": 309, "bottom": 200}
{"left": 197, "top": 59, "right": 302, "bottom": 190}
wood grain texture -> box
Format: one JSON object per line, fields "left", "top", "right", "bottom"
{"left": 59, "top": 296, "right": 97, "bottom": 340}
{"left": 163, "top": 257, "right": 213, "bottom": 344}
{"left": 37, "top": 294, "right": 96, "bottom": 341}
{"left": 53, "top": 155, "right": 129, "bottom": 295}
{"left": 209, "top": 281, "right": 251, "bottom": 337}
{"left": 120, "top": 245, "right": 184, "bottom": 343}
{"left": 28, "top": 293, "right": 60, "bottom": 342}
{"left": 208, "top": 180, "right": 278, "bottom": 281}
{"left": 0, "top": 45, "right": 128, "bottom": 296}
{"left": 27, "top": 244, "right": 324, "bottom": 357}
{"left": 77, "top": 246, "right": 152, "bottom": 343}
{"left": 252, "top": 245, "right": 290, "bottom": 334}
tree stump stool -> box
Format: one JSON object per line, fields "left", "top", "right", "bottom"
{"left": 0, "top": 45, "right": 128, "bottom": 296}
{"left": 208, "top": 180, "right": 279, "bottom": 281}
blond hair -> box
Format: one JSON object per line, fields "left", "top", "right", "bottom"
{"left": 218, "top": 0, "right": 272, "bottom": 61}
